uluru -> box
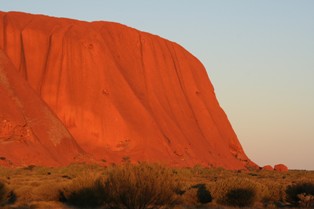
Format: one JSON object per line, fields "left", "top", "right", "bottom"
{"left": 0, "top": 11, "right": 256, "bottom": 169}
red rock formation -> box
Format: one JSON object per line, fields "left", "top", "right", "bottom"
{"left": 274, "top": 164, "right": 288, "bottom": 172}
{"left": 262, "top": 165, "right": 273, "bottom": 171}
{"left": 0, "top": 11, "right": 256, "bottom": 169}
{"left": 0, "top": 50, "right": 84, "bottom": 166}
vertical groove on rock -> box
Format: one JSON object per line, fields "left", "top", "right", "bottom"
{"left": 55, "top": 25, "right": 72, "bottom": 111}
{"left": 1, "top": 14, "right": 7, "bottom": 51}
{"left": 19, "top": 32, "right": 27, "bottom": 80}
{"left": 167, "top": 42, "right": 208, "bottom": 141}
{"left": 39, "top": 32, "right": 53, "bottom": 95}
{"left": 138, "top": 32, "right": 148, "bottom": 100}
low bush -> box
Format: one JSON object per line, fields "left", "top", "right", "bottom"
{"left": 224, "top": 188, "right": 256, "bottom": 207}
{"left": 191, "top": 184, "right": 212, "bottom": 204}
{"left": 0, "top": 181, "right": 6, "bottom": 204}
{"left": 105, "top": 162, "right": 181, "bottom": 209}
{"left": 286, "top": 181, "right": 314, "bottom": 207}
{"left": 59, "top": 163, "right": 181, "bottom": 209}
{"left": 60, "top": 172, "right": 106, "bottom": 208}
{"left": 212, "top": 177, "right": 267, "bottom": 207}
{"left": 0, "top": 180, "right": 16, "bottom": 206}
{"left": 197, "top": 186, "right": 212, "bottom": 204}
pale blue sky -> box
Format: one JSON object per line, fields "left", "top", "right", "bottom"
{"left": 1, "top": 0, "right": 313, "bottom": 170}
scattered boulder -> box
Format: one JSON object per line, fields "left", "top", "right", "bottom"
{"left": 274, "top": 164, "right": 288, "bottom": 172}
{"left": 262, "top": 165, "right": 273, "bottom": 171}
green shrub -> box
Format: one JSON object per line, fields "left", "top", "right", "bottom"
{"left": 224, "top": 188, "right": 256, "bottom": 207}
{"left": 192, "top": 184, "right": 212, "bottom": 204}
{"left": 0, "top": 181, "right": 6, "bottom": 204}
{"left": 286, "top": 182, "right": 314, "bottom": 207}
{"left": 212, "top": 177, "right": 266, "bottom": 207}
{"left": 0, "top": 181, "right": 16, "bottom": 206}
{"left": 105, "top": 163, "right": 181, "bottom": 209}
{"left": 60, "top": 172, "right": 106, "bottom": 208}
{"left": 197, "top": 186, "right": 212, "bottom": 204}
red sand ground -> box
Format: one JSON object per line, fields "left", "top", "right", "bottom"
{"left": 0, "top": 11, "right": 257, "bottom": 169}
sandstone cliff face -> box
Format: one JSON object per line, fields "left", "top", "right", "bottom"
{"left": 0, "top": 11, "right": 255, "bottom": 169}
{"left": 0, "top": 50, "right": 83, "bottom": 166}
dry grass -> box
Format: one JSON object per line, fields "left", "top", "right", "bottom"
{"left": 60, "top": 172, "right": 106, "bottom": 208}
{"left": 105, "top": 162, "right": 182, "bottom": 209}
{"left": 0, "top": 164, "right": 313, "bottom": 209}
{"left": 211, "top": 177, "right": 269, "bottom": 205}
